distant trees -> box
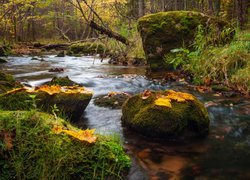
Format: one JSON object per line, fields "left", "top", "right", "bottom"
{"left": 0, "top": 0, "right": 248, "bottom": 43}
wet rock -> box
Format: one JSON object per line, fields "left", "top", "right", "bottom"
{"left": 138, "top": 11, "right": 235, "bottom": 71}
{"left": 122, "top": 90, "right": 210, "bottom": 139}
{"left": 31, "top": 57, "right": 40, "bottom": 60}
{"left": 48, "top": 68, "right": 64, "bottom": 73}
{"left": 56, "top": 50, "right": 65, "bottom": 57}
{"left": 47, "top": 76, "right": 78, "bottom": 86}
{"left": 94, "top": 92, "right": 131, "bottom": 109}
{"left": 0, "top": 71, "right": 22, "bottom": 94}
{"left": 0, "top": 57, "right": 8, "bottom": 63}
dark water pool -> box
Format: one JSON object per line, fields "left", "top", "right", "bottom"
{"left": 1, "top": 55, "right": 250, "bottom": 179}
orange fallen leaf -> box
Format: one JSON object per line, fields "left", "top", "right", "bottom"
{"left": 37, "top": 85, "right": 61, "bottom": 95}
{"left": 52, "top": 125, "right": 97, "bottom": 144}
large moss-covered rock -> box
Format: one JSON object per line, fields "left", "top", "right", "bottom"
{"left": 0, "top": 85, "right": 93, "bottom": 120}
{"left": 122, "top": 90, "right": 209, "bottom": 139}
{"left": 138, "top": 11, "right": 234, "bottom": 71}
{"left": 0, "top": 111, "right": 131, "bottom": 179}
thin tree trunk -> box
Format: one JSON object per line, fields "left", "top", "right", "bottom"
{"left": 138, "top": 0, "right": 145, "bottom": 17}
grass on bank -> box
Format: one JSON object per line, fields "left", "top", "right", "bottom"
{"left": 0, "top": 110, "right": 131, "bottom": 180}
{"left": 164, "top": 28, "right": 250, "bottom": 94}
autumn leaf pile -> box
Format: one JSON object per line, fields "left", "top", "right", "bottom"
{"left": 142, "top": 90, "right": 195, "bottom": 108}
{"left": 5, "top": 85, "right": 93, "bottom": 95}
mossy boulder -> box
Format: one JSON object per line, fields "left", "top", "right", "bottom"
{"left": 68, "top": 42, "right": 107, "bottom": 56}
{"left": 0, "top": 110, "right": 131, "bottom": 179}
{"left": 47, "top": 76, "right": 79, "bottom": 86}
{"left": 94, "top": 92, "right": 131, "bottom": 109}
{"left": 0, "top": 85, "right": 93, "bottom": 121}
{"left": 122, "top": 90, "right": 209, "bottom": 139}
{"left": 0, "top": 71, "right": 22, "bottom": 94}
{"left": 56, "top": 50, "right": 65, "bottom": 57}
{"left": 138, "top": 11, "right": 235, "bottom": 71}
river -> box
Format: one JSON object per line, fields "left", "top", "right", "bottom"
{"left": 1, "top": 55, "right": 250, "bottom": 179}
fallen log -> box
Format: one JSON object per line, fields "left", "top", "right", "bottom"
{"left": 90, "top": 21, "right": 129, "bottom": 45}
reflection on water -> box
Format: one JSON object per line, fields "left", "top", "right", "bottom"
{"left": 1, "top": 55, "right": 250, "bottom": 179}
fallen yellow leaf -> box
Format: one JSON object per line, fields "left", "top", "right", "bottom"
{"left": 155, "top": 98, "right": 172, "bottom": 108}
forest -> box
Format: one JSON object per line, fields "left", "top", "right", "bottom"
{"left": 0, "top": 0, "right": 250, "bottom": 179}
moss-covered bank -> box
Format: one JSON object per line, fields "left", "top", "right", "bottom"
{"left": 0, "top": 110, "right": 131, "bottom": 179}
{"left": 122, "top": 90, "right": 209, "bottom": 139}
{"left": 138, "top": 11, "right": 234, "bottom": 71}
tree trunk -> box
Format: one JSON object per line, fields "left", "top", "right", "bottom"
{"left": 138, "top": 0, "right": 145, "bottom": 17}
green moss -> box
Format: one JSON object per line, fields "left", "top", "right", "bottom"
{"left": 68, "top": 42, "right": 107, "bottom": 55}
{"left": 48, "top": 76, "right": 78, "bottom": 86}
{"left": 138, "top": 11, "right": 235, "bottom": 71}
{"left": 122, "top": 91, "right": 209, "bottom": 138}
{"left": 0, "top": 110, "right": 131, "bottom": 179}
{"left": 0, "top": 89, "right": 93, "bottom": 121}
{"left": 0, "top": 72, "right": 21, "bottom": 94}
{"left": 94, "top": 94, "right": 129, "bottom": 109}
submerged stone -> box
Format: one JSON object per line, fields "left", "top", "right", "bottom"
{"left": 94, "top": 92, "right": 131, "bottom": 109}
{"left": 122, "top": 90, "right": 210, "bottom": 139}
{"left": 138, "top": 11, "right": 235, "bottom": 71}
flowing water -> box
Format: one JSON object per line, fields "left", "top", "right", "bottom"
{"left": 1, "top": 55, "right": 250, "bottom": 179}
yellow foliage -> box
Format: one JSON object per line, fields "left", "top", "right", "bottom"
{"left": 6, "top": 85, "right": 93, "bottom": 96}
{"left": 154, "top": 90, "right": 194, "bottom": 108}
{"left": 52, "top": 125, "right": 97, "bottom": 144}
{"left": 165, "top": 90, "right": 194, "bottom": 102}
{"left": 154, "top": 98, "right": 172, "bottom": 108}
{"left": 37, "top": 85, "right": 61, "bottom": 95}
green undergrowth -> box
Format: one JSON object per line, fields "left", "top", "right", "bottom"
{"left": 165, "top": 26, "right": 250, "bottom": 94}
{"left": 0, "top": 110, "right": 131, "bottom": 180}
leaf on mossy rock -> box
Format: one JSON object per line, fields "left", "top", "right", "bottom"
{"left": 155, "top": 98, "right": 172, "bottom": 108}
{"left": 154, "top": 90, "right": 195, "bottom": 108}
{"left": 52, "top": 125, "right": 97, "bottom": 144}
{"left": 37, "top": 85, "right": 61, "bottom": 95}
{"left": 142, "top": 90, "right": 152, "bottom": 100}
{"left": 165, "top": 90, "right": 194, "bottom": 102}
{"left": 5, "top": 85, "right": 93, "bottom": 96}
